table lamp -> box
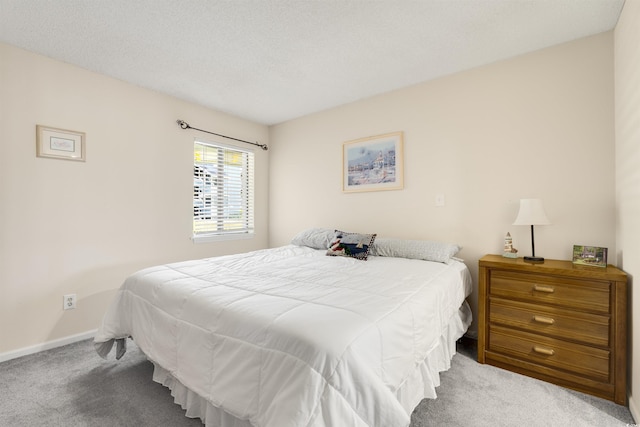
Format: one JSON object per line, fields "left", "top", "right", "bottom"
{"left": 513, "top": 198, "right": 551, "bottom": 262}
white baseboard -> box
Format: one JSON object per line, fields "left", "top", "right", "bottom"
{"left": 0, "top": 329, "right": 97, "bottom": 363}
{"left": 629, "top": 393, "right": 639, "bottom": 424}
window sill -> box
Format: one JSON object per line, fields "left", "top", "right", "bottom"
{"left": 192, "top": 232, "right": 254, "bottom": 244}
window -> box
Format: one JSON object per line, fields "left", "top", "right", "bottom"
{"left": 193, "top": 140, "right": 254, "bottom": 240}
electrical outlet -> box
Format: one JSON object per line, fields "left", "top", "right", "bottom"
{"left": 435, "top": 194, "right": 445, "bottom": 207}
{"left": 63, "top": 294, "right": 77, "bottom": 310}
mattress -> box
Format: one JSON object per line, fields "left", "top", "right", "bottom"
{"left": 94, "top": 245, "right": 472, "bottom": 427}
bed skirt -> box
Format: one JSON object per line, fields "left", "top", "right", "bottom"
{"left": 149, "top": 301, "right": 472, "bottom": 427}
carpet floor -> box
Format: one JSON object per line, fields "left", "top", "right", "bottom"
{"left": 411, "top": 338, "right": 634, "bottom": 426}
{"left": 0, "top": 337, "right": 634, "bottom": 426}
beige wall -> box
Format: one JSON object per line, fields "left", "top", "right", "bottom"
{"left": 0, "top": 43, "right": 269, "bottom": 357}
{"left": 615, "top": 0, "right": 640, "bottom": 419}
{"left": 269, "top": 32, "right": 616, "bottom": 336}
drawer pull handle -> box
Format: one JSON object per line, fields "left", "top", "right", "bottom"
{"left": 533, "top": 315, "right": 555, "bottom": 325}
{"left": 533, "top": 284, "right": 555, "bottom": 293}
{"left": 533, "top": 346, "right": 555, "bottom": 356}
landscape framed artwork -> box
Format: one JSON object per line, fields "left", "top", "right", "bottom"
{"left": 572, "top": 245, "right": 608, "bottom": 267}
{"left": 343, "top": 131, "right": 404, "bottom": 193}
{"left": 36, "top": 125, "right": 86, "bottom": 162}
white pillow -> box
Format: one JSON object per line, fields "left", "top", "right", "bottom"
{"left": 370, "top": 238, "right": 461, "bottom": 263}
{"left": 290, "top": 228, "right": 334, "bottom": 250}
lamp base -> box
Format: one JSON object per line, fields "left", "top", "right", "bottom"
{"left": 524, "top": 256, "right": 545, "bottom": 263}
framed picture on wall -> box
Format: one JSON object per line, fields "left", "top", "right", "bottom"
{"left": 572, "top": 245, "right": 608, "bottom": 267}
{"left": 342, "top": 131, "right": 404, "bottom": 193}
{"left": 36, "top": 125, "right": 86, "bottom": 162}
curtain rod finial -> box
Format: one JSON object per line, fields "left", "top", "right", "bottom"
{"left": 176, "top": 119, "right": 189, "bottom": 129}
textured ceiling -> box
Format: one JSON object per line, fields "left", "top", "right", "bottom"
{"left": 0, "top": 0, "right": 625, "bottom": 125}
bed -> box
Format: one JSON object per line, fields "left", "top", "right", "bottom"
{"left": 94, "top": 228, "right": 472, "bottom": 427}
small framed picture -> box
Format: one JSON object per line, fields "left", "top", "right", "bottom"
{"left": 343, "top": 131, "right": 403, "bottom": 193}
{"left": 36, "top": 125, "right": 86, "bottom": 162}
{"left": 572, "top": 245, "right": 608, "bottom": 267}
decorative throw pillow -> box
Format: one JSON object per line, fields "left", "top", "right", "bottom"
{"left": 370, "top": 238, "right": 461, "bottom": 263}
{"left": 326, "top": 230, "right": 377, "bottom": 261}
{"left": 290, "top": 228, "right": 335, "bottom": 250}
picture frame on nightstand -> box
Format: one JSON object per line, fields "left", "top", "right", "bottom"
{"left": 572, "top": 245, "right": 608, "bottom": 267}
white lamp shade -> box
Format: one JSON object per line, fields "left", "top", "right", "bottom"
{"left": 513, "top": 199, "right": 551, "bottom": 226}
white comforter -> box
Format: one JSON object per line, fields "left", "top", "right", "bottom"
{"left": 94, "top": 245, "right": 472, "bottom": 427}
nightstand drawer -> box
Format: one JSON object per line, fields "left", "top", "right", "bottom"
{"left": 488, "top": 325, "right": 610, "bottom": 382}
{"left": 489, "top": 270, "right": 610, "bottom": 313}
{"left": 489, "top": 298, "right": 610, "bottom": 347}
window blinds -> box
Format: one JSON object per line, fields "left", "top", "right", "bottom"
{"left": 194, "top": 141, "right": 254, "bottom": 237}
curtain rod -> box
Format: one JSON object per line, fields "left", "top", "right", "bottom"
{"left": 176, "top": 119, "right": 268, "bottom": 151}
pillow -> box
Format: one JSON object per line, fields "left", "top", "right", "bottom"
{"left": 290, "top": 228, "right": 335, "bottom": 250}
{"left": 326, "top": 230, "right": 377, "bottom": 261}
{"left": 370, "top": 238, "right": 460, "bottom": 263}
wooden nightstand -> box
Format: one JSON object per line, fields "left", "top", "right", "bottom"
{"left": 477, "top": 254, "right": 628, "bottom": 404}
